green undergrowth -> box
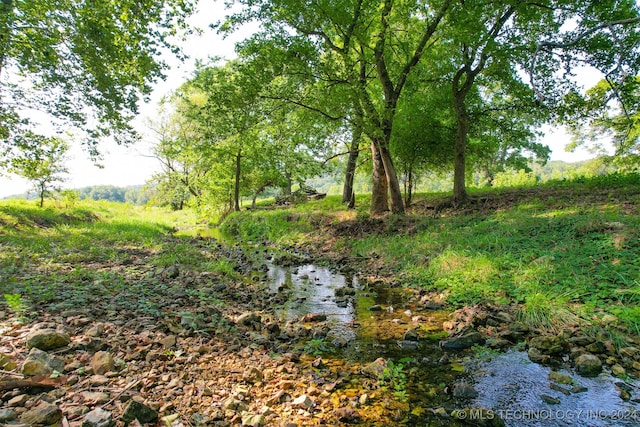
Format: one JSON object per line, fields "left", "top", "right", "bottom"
{"left": 0, "top": 199, "right": 236, "bottom": 319}
{"left": 223, "top": 174, "right": 640, "bottom": 332}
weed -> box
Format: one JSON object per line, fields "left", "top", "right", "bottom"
{"left": 303, "top": 338, "right": 331, "bottom": 356}
{"left": 378, "top": 359, "right": 408, "bottom": 402}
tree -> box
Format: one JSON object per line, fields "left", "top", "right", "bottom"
{"left": 0, "top": 0, "right": 195, "bottom": 159}
{"left": 9, "top": 135, "right": 69, "bottom": 207}
{"left": 564, "top": 76, "right": 640, "bottom": 167}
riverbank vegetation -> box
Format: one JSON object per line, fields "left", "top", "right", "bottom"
{"left": 222, "top": 172, "right": 640, "bottom": 335}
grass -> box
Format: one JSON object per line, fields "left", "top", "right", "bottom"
{"left": 221, "top": 173, "right": 640, "bottom": 333}
{"left": 0, "top": 199, "right": 238, "bottom": 319}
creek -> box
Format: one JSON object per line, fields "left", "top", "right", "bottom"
{"left": 178, "top": 227, "right": 640, "bottom": 426}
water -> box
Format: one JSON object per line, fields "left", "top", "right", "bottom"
{"left": 267, "top": 263, "right": 359, "bottom": 341}
{"left": 470, "top": 351, "right": 640, "bottom": 427}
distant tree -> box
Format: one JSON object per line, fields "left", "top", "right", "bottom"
{"left": 9, "top": 135, "right": 69, "bottom": 207}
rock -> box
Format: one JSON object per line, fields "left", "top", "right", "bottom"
{"left": 612, "top": 364, "right": 627, "bottom": 377}
{"left": 452, "top": 382, "right": 479, "bottom": 399}
{"left": 91, "top": 351, "right": 114, "bottom": 375}
{"left": 369, "top": 305, "right": 383, "bottom": 312}
{"left": 567, "top": 335, "right": 595, "bottom": 347}
{"left": 331, "top": 336, "right": 348, "bottom": 348}
{"left": 601, "top": 314, "right": 618, "bottom": 325}
{"left": 0, "top": 353, "right": 17, "bottom": 370}
{"left": 528, "top": 335, "right": 565, "bottom": 356}
{"left": 21, "top": 347, "right": 64, "bottom": 376}
{"left": 291, "top": 394, "right": 314, "bottom": 410}
{"left": 397, "top": 340, "right": 418, "bottom": 350}
{"left": 586, "top": 341, "right": 606, "bottom": 354}
{"left": 451, "top": 408, "right": 505, "bottom": 426}
{"left": 527, "top": 348, "right": 552, "bottom": 365}
{"left": 86, "top": 324, "right": 105, "bottom": 337}
{"left": 541, "top": 394, "right": 561, "bottom": 404}
{"left": 361, "top": 358, "right": 388, "bottom": 378}
{"left": 549, "top": 383, "right": 571, "bottom": 396}
{"left": 548, "top": 371, "right": 572, "bottom": 385}
{"left": 575, "top": 353, "right": 602, "bottom": 377}
{"left": 0, "top": 409, "right": 17, "bottom": 422}
{"left": 8, "top": 394, "right": 30, "bottom": 407}
{"left": 440, "top": 332, "right": 485, "bottom": 350}
{"left": 20, "top": 402, "right": 62, "bottom": 425}
{"left": 236, "top": 312, "right": 262, "bottom": 327}
{"left": 335, "top": 407, "right": 361, "bottom": 423}
{"left": 81, "top": 391, "right": 110, "bottom": 404}
{"left": 121, "top": 400, "right": 158, "bottom": 424}
{"left": 82, "top": 408, "right": 114, "bottom": 427}
{"left": 241, "top": 413, "right": 265, "bottom": 427}
{"left": 242, "top": 366, "right": 263, "bottom": 384}
{"left": 335, "top": 288, "right": 356, "bottom": 297}
{"left": 302, "top": 313, "right": 327, "bottom": 322}
{"left": 25, "top": 328, "right": 70, "bottom": 351}
{"left": 222, "top": 397, "right": 248, "bottom": 412}
{"left": 403, "top": 328, "right": 419, "bottom": 341}
{"left": 159, "top": 335, "right": 177, "bottom": 348}
{"left": 423, "top": 300, "right": 444, "bottom": 310}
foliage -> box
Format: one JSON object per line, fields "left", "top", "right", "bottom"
{"left": 0, "top": 0, "right": 196, "bottom": 160}
{"left": 8, "top": 135, "right": 69, "bottom": 207}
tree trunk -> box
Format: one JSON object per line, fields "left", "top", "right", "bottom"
{"left": 342, "top": 121, "right": 362, "bottom": 205}
{"left": 234, "top": 148, "right": 242, "bottom": 212}
{"left": 452, "top": 91, "right": 469, "bottom": 203}
{"left": 377, "top": 142, "right": 405, "bottom": 214}
{"left": 370, "top": 142, "right": 388, "bottom": 214}
{"left": 283, "top": 171, "right": 292, "bottom": 196}
{"left": 405, "top": 166, "right": 413, "bottom": 207}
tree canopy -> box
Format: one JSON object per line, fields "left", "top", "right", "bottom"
{"left": 0, "top": 0, "right": 196, "bottom": 163}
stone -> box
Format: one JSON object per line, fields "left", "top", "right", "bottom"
{"left": 301, "top": 313, "right": 327, "bottom": 322}
{"left": 121, "top": 400, "right": 158, "bottom": 424}
{"left": 0, "top": 353, "right": 17, "bottom": 370}
{"left": 361, "top": 358, "right": 388, "bottom": 379}
{"left": 159, "top": 335, "right": 177, "bottom": 348}
{"left": 81, "top": 391, "right": 111, "bottom": 404}
{"left": 452, "top": 382, "right": 479, "bottom": 399}
{"left": 242, "top": 366, "right": 263, "bottom": 384}
{"left": 369, "top": 305, "right": 383, "bottom": 312}
{"left": 335, "top": 407, "right": 361, "bottom": 423}
{"left": 575, "top": 353, "right": 602, "bottom": 377}
{"left": 541, "top": 395, "right": 561, "bottom": 404}
{"left": 528, "top": 335, "right": 565, "bottom": 356}
{"left": 91, "top": 351, "right": 114, "bottom": 375}
{"left": 527, "top": 348, "right": 552, "bottom": 365}
{"left": 236, "top": 312, "right": 262, "bottom": 326}
{"left": 86, "top": 324, "right": 105, "bottom": 337}
{"left": 612, "top": 364, "right": 627, "bottom": 377}
{"left": 403, "top": 328, "right": 419, "bottom": 341}
{"left": 241, "top": 413, "right": 265, "bottom": 427}
{"left": 440, "top": 332, "right": 485, "bottom": 350}
{"left": 331, "top": 336, "right": 348, "bottom": 348}
{"left": 585, "top": 341, "right": 606, "bottom": 354}
{"left": 82, "top": 408, "right": 114, "bottom": 427}
{"left": 8, "top": 394, "right": 29, "bottom": 407}
{"left": 548, "top": 371, "right": 572, "bottom": 385}
{"left": 20, "top": 402, "right": 62, "bottom": 425}
{"left": 21, "top": 347, "right": 64, "bottom": 376}
{"left": 222, "top": 397, "right": 248, "bottom": 412}
{"left": 0, "top": 408, "right": 17, "bottom": 422}
{"left": 291, "top": 394, "right": 314, "bottom": 410}
{"left": 25, "top": 328, "right": 70, "bottom": 351}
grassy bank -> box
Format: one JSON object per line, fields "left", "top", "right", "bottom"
{"left": 222, "top": 173, "right": 640, "bottom": 334}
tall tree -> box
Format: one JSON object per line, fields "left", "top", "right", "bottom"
{"left": 0, "top": 0, "right": 195, "bottom": 159}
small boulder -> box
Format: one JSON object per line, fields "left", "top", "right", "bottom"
{"left": 241, "top": 413, "right": 265, "bottom": 427}
{"left": 291, "top": 394, "right": 314, "bottom": 410}
{"left": 82, "top": 408, "right": 114, "bottom": 427}
{"left": 440, "top": 332, "right": 485, "bottom": 350}
{"left": 575, "top": 353, "right": 602, "bottom": 377}
{"left": 20, "top": 402, "right": 62, "bottom": 425}
{"left": 121, "top": 400, "right": 158, "bottom": 424}
{"left": 91, "top": 351, "right": 114, "bottom": 375}
{"left": 242, "top": 366, "right": 263, "bottom": 384}
{"left": 528, "top": 335, "right": 565, "bottom": 356}
{"left": 452, "top": 382, "right": 479, "bottom": 399}
{"left": 25, "top": 328, "right": 70, "bottom": 351}
{"left": 361, "top": 358, "right": 388, "bottom": 379}
{"left": 21, "top": 347, "right": 64, "bottom": 376}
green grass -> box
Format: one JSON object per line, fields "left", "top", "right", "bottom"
{"left": 0, "top": 199, "right": 237, "bottom": 319}
{"left": 221, "top": 174, "right": 640, "bottom": 333}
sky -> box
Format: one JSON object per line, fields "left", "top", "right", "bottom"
{"left": 0, "top": 1, "right": 602, "bottom": 198}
